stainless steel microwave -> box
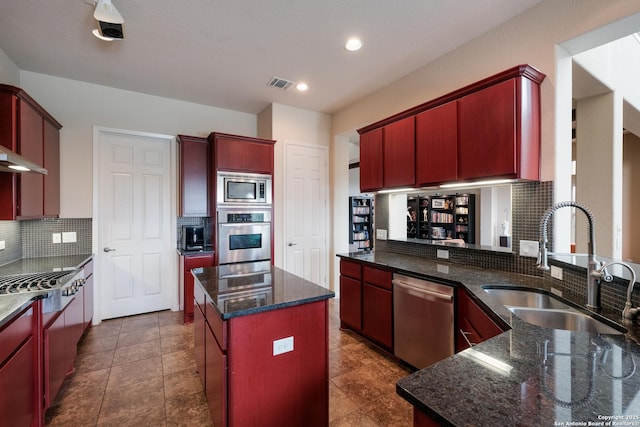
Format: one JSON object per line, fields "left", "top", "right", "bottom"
{"left": 217, "top": 172, "right": 272, "bottom": 206}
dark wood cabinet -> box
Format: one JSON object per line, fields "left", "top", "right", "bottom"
{"left": 357, "top": 65, "right": 545, "bottom": 190}
{"left": 458, "top": 79, "right": 518, "bottom": 180}
{"left": 193, "top": 295, "right": 206, "bottom": 387}
{"left": 339, "top": 259, "right": 393, "bottom": 351}
{"left": 339, "top": 259, "right": 362, "bottom": 331}
{"left": 362, "top": 266, "right": 393, "bottom": 350}
{"left": 456, "top": 287, "right": 506, "bottom": 352}
{"left": 205, "top": 321, "right": 227, "bottom": 427}
{"left": 359, "top": 127, "right": 384, "bottom": 192}
{"left": 359, "top": 118, "right": 415, "bottom": 192}
{"left": 0, "top": 84, "right": 62, "bottom": 220}
{"left": 416, "top": 101, "right": 458, "bottom": 185}
{"left": 0, "top": 303, "right": 38, "bottom": 427}
{"left": 182, "top": 253, "right": 214, "bottom": 324}
{"left": 177, "top": 135, "right": 209, "bottom": 217}
{"left": 383, "top": 116, "right": 415, "bottom": 188}
{"left": 209, "top": 132, "right": 275, "bottom": 175}
{"left": 44, "top": 310, "right": 67, "bottom": 409}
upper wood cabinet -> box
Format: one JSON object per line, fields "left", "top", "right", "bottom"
{"left": 209, "top": 132, "right": 275, "bottom": 175}
{"left": 383, "top": 116, "right": 415, "bottom": 188}
{"left": 359, "top": 117, "right": 415, "bottom": 192}
{"left": 359, "top": 128, "right": 383, "bottom": 192}
{"left": 0, "top": 85, "right": 62, "bottom": 220}
{"left": 357, "top": 64, "right": 545, "bottom": 191}
{"left": 177, "top": 135, "right": 209, "bottom": 217}
{"left": 416, "top": 101, "right": 458, "bottom": 185}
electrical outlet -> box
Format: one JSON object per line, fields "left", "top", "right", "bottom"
{"left": 437, "top": 264, "right": 449, "bottom": 274}
{"left": 273, "top": 336, "right": 294, "bottom": 356}
{"left": 62, "top": 232, "right": 77, "bottom": 243}
{"left": 0, "top": 240, "right": 5, "bottom": 250}
{"left": 52, "top": 233, "right": 61, "bottom": 244}
{"left": 437, "top": 249, "right": 449, "bottom": 260}
{"left": 550, "top": 287, "right": 563, "bottom": 297}
{"left": 550, "top": 265, "right": 563, "bottom": 281}
{"left": 519, "top": 240, "right": 539, "bottom": 258}
{"left": 376, "top": 229, "right": 387, "bottom": 240}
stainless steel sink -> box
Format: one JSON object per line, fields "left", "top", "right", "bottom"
{"left": 508, "top": 307, "right": 624, "bottom": 335}
{"left": 482, "top": 286, "right": 626, "bottom": 335}
{"left": 483, "top": 287, "right": 572, "bottom": 309}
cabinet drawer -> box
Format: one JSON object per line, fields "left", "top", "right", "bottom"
{"left": 205, "top": 302, "right": 228, "bottom": 351}
{"left": 340, "top": 259, "right": 361, "bottom": 280}
{"left": 82, "top": 258, "right": 94, "bottom": 278}
{"left": 0, "top": 304, "right": 34, "bottom": 364}
{"left": 363, "top": 266, "right": 392, "bottom": 290}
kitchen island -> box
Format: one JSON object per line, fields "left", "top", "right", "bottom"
{"left": 192, "top": 264, "right": 334, "bottom": 427}
{"left": 339, "top": 251, "right": 640, "bottom": 427}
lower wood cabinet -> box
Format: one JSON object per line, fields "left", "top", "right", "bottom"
{"left": 456, "top": 287, "right": 506, "bottom": 352}
{"left": 339, "top": 259, "right": 393, "bottom": 351}
{"left": 44, "top": 310, "right": 68, "bottom": 409}
{"left": 0, "top": 302, "right": 38, "bottom": 427}
{"left": 181, "top": 253, "right": 214, "bottom": 323}
{"left": 205, "top": 321, "right": 226, "bottom": 427}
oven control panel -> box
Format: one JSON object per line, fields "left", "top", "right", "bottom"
{"left": 218, "top": 209, "right": 272, "bottom": 224}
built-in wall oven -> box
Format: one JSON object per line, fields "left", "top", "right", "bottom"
{"left": 217, "top": 209, "right": 271, "bottom": 265}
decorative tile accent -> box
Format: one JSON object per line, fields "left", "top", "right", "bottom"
{"left": 21, "top": 218, "right": 92, "bottom": 258}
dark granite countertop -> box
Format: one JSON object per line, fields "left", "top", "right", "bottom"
{"left": 0, "top": 254, "right": 94, "bottom": 327}
{"left": 193, "top": 265, "right": 334, "bottom": 320}
{"left": 338, "top": 251, "right": 640, "bottom": 426}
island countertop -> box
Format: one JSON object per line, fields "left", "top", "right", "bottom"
{"left": 193, "top": 264, "right": 335, "bottom": 320}
{"left": 338, "top": 251, "right": 640, "bottom": 427}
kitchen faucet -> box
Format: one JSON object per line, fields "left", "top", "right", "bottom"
{"left": 537, "top": 201, "right": 603, "bottom": 310}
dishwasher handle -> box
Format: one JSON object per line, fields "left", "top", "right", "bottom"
{"left": 392, "top": 279, "right": 453, "bottom": 302}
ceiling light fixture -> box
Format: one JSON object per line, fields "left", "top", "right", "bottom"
{"left": 296, "top": 82, "right": 309, "bottom": 91}
{"left": 345, "top": 38, "right": 362, "bottom": 52}
{"left": 92, "top": 0, "right": 124, "bottom": 41}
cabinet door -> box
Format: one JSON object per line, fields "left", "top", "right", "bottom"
{"left": 18, "top": 100, "right": 44, "bottom": 218}
{"left": 359, "top": 128, "right": 383, "bottom": 192}
{"left": 456, "top": 288, "right": 505, "bottom": 352}
{"left": 458, "top": 79, "right": 517, "bottom": 180}
{"left": 83, "top": 273, "right": 94, "bottom": 329}
{"left": 362, "top": 283, "right": 393, "bottom": 349}
{"left": 43, "top": 119, "right": 60, "bottom": 217}
{"left": 0, "top": 336, "right": 36, "bottom": 427}
{"left": 216, "top": 137, "right": 247, "bottom": 172}
{"left": 44, "top": 311, "right": 67, "bottom": 409}
{"left": 339, "top": 275, "right": 362, "bottom": 331}
{"left": 205, "top": 322, "right": 227, "bottom": 427}
{"left": 183, "top": 253, "right": 214, "bottom": 323}
{"left": 194, "top": 304, "right": 206, "bottom": 387}
{"left": 416, "top": 101, "right": 458, "bottom": 185}
{"left": 383, "top": 116, "right": 415, "bottom": 188}
{"left": 244, "top": 141, "right": 273, "bottom": 174}
{"left": 66, "top": 291, "right": 85, "bottom": 358}
{"left": 178, "top": 136, "right": 209, "bottom": 216}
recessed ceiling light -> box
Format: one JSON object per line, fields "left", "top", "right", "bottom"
{"left": 296, "top": 82, "right": 309, "bottom": 91}
{"left": 345, "top": 38, "right": 362, "bottom": 52}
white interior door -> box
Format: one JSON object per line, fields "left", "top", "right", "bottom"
{"left": 96, "top": 129, "right": 174, "bottom": 319}
{"left": 284, "top": 143, "right": 328, "bottom": 287}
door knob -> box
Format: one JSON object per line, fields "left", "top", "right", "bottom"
{"left": 288, "top": 242, "right": 297, "bottom": 247}
{"left": 103, "top": 247, "right": 116, "bottom": 252}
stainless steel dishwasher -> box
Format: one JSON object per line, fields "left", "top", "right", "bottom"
{"left": 393, "top": 274, "right": 454, "bottom": 369}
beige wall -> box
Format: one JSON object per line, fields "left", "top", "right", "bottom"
{"left": 19, "top": 71, "right": 257, "bottom": 218}
{"left": 623, "top": 132, "right": 640, "bottom": 263}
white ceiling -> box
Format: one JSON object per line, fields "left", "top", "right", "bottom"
{"left": 0, "top": 0, "right": 544, "bottom": 115}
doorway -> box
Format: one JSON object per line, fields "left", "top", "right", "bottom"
{"left": 93, "top": 127, "right": 177, "bottom": 321}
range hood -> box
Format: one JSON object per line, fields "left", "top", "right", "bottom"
{"left": 0, "top": 146, "right": 48, "bottom": 174}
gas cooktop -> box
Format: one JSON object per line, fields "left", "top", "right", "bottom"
{"left": 0, "top": 271, "right": 76, "bottom": 295}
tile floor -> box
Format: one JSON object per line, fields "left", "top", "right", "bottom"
{"left": 45, "top": 299, "right": 414, "bottom": 426}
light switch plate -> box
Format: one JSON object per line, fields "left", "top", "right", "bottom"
{"left": 52, "top": 233, "right": 61, "bottom": 244}
{"left": 437, "top": 249, "right": 449, "bottom": 260}
{"left": 519, "top": 240, "right": 539, "bottom": 257}
{"left": 437, "top": 264, "right": 449, "bottom": 274}
{"left": 62, "top": 232, "right": 77, "bottom": 243}
{"left": 0, "top": 240, "right": 5, "bottom": 250}
{"left": 550, "top": 265, "right": 563, "bottom": 281}
{"left": 273, "top": 336, "right": 294, "bottom": 356}
{"left": 376, "top": 229, "right": 388, "bottom": 240}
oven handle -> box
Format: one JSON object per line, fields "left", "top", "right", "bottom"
{"left": 219, "top": 270, "right": 271, "bottom": 279}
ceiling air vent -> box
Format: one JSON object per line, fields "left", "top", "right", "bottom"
{"left": 266, "top": 77, "right": 294, "bottom": 90}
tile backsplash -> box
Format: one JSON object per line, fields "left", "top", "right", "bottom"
{"left": 0, "top": 218, "right": 92, "bottom": 266}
